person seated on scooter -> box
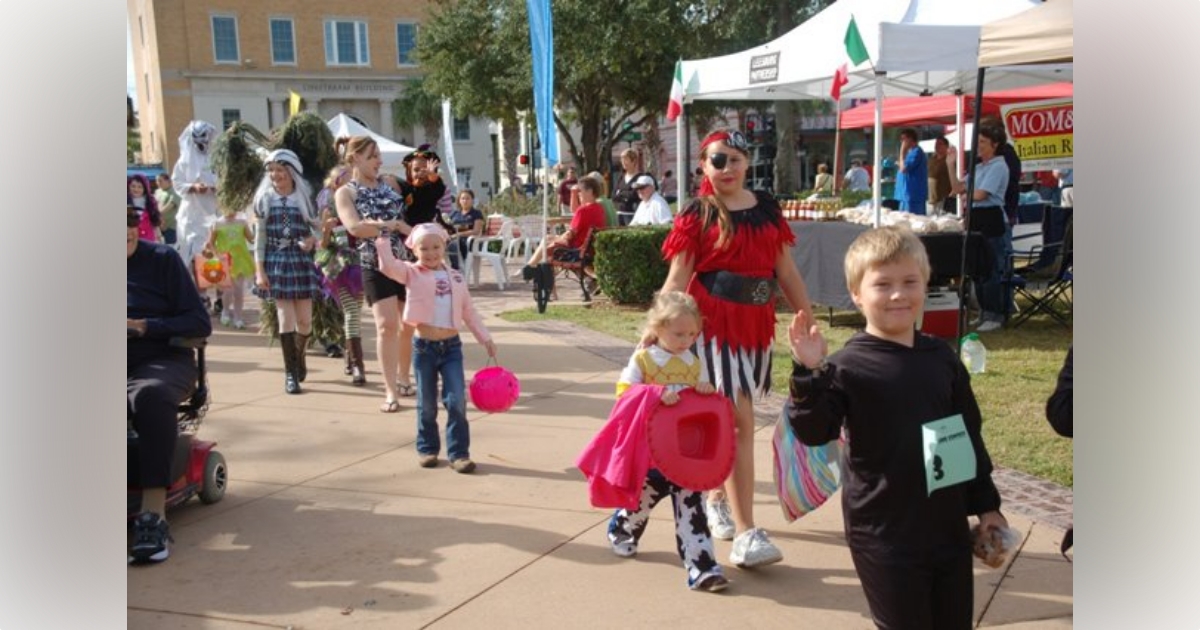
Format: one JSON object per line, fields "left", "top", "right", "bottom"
{"left": 127, "top": 206, "right": 212, "bottom": 563}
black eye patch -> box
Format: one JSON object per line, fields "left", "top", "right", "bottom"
{"left": 709, "top": 153, "right": 729, "bottom": 170}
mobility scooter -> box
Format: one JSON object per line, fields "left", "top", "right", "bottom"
{"left": 128, "top": 337, "right": 227, "bottom": 516}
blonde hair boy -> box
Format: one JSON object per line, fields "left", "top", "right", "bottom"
{"left": 844, "top": 225, "right": 931, "bottom": 294}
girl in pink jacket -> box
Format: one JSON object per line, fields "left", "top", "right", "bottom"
{"left": 376, "top": 224, "right": 496, "bottom": 473}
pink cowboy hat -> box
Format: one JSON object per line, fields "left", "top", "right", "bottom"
{"left": 647, "top": 389, "right": 736, "bottom": 491}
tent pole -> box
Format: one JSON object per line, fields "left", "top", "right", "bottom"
{"left": 955, "top": 94, "right": 965, "bottom": 217}
{"left": 872, "top": 73, "right": 884, "bottom": 227}
{"left": 541, "top": 148, "right": 549, "bottom": 256}
{"left": 957, "top": 68, "right": 987, "bottom": 341}
{"left": 832, "top": 104, "right": 842, "bottom": 194}
{"left": 676, "top": 105, "right": 687, "bottom": 210}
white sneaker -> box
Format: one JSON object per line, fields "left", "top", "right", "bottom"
{"left": 729, "top": 528, "right": 783, "bottom": 568}
{"left": 220, "top": 313, "right": 232, "bottom": 327}
{"left": 232, "top": 319, "right": 246, "bottom": 330}
{"left": 976, "top": 319, "right": 1002, "bottom": 332}
{"left": 610, "top": 539, "right": 637, "bottom": 558}
{"left": 705, "top": 499, "right": 735, "bottom": 541}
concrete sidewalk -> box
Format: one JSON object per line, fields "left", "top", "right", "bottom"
{"left": 128, "top": 272, "right": 1073, "bottom": 629}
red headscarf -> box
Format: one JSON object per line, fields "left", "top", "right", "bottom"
{"left": 697, "top": 129, "right": 750, "bottom": 197}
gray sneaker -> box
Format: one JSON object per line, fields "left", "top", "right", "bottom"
{"left": 450, "top": 458, "right": 476, "bottom": 474}
{"left": 128, "top": 511, "right": 173, "bottom": 564}
{"left": 705, "top": 499, "right": 735, "bottom": 541}
{"left": 729, "top": 528, "right": 783, "bottom": 568}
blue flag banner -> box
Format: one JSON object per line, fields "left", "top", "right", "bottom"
{"left": 527, "top": 0, "right": 559, "bottom": 166}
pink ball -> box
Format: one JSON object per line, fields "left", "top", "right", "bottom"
{"left": 469, "top": 365, "right": 520, "bottom": 413}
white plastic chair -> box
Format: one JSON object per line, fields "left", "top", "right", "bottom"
{"left": 465, "top": 219, "right": 513, "bottom": 290}
{"left": 508, "top": 215, "right": 546, "bottom": 260}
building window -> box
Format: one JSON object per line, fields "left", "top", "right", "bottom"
{"left": 453, "top": 117, "right": 470, "bottom": 141}
{"left": 211, "top": 15, "right": 240, "bottom": 64}
{"left": 138, "top": 16, "right": 145, "bottom": 44}
{"left": 144, "top": 73, "right": 151, "bottom": 102}
{"left": 222, "top": 109, "right": 241, "bottom": 129}
{"left": 270, "top": 18, "right": 296, "bottom": 65}
{"left": 396, "top": 23, "right": 418, "bottom": 65}
{"left": 456, "top": 168, "right": 472, "bottom": 190}
{"left": 324, "top": 20, "right": 370, "bottom": 66}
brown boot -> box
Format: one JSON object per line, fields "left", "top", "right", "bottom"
{"left": 343, "top": 339, "right": 355, "bottom": 376}
{"left": 349, "top": 337, "right": 367, "bottom": 386}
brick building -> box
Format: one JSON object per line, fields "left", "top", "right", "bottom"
{"left": 128, "top": 0, "right": 497, "bottom": 192}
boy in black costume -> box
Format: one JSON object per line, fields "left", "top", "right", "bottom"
{"left": 786, "top": 226, "right": 1008, "bottom": 629}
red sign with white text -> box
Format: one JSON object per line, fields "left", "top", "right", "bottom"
{"left": 1000, "top": 98, "right": 1073, "bottom": 170}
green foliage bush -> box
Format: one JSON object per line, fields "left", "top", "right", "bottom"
{"left": 483, "top": 193, "right": 544, "bottom": 217}
{"left": 788, "top": 188, "right": 872, "bottom": 208}
{"left": 840, "top": 189, "right": 873, "bottom": 208}
{"left": 593, "top": 226, "right": 671, "bottom": 305}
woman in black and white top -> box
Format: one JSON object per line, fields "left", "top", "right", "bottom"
{"left": 334, "top": 136, "right": 415, "bottom": 413}
{"left": 611, "top": 148, "right": 652, "bottom": 226}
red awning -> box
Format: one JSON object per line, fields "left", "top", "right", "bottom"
{"left": 838, "top": 82, "right": 1073, "bottom": 130}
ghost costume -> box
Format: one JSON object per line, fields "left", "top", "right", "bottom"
{"left": 172, "top": 121, "right": 220, "bottom": 264}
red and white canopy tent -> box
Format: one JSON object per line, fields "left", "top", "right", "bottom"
{"left": 835, "top": 82, "right": 1073, "bottom": 208}
{"left": 837, "top": 82, "right": 1073, "bottom": 129}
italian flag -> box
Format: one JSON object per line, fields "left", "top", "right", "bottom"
{"left": 832, "top": 16, "right": 870, "bottom": 102}
{"left": 666, "top": 60, "right": 684, "bottom": 121}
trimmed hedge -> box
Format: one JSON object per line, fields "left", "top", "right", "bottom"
{"left": 593, "top": 226, "right": 671, "bottom": 305}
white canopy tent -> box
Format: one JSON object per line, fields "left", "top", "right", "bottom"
{"left": 979, "top": 0, "right": 1073, "bottom": 68}
{"left": 326, "top": 113, "right": 416, "bottom": 170}
{"left": 673, "top": 0, "right": 1071, "bottom": 223}
{"left": 941, "top": 0, "right": 1072, "bottom": 336}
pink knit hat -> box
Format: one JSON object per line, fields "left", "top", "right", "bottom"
{"left": 405, "top": 223, "right": 450, "bottom": 250}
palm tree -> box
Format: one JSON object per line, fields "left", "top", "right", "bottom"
{"left": 392, "top": 77, "right": 443, "bottom": 147}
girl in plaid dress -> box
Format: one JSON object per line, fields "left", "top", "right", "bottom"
{"left": 252, "top": 149, "right": 321, "bottom": 394}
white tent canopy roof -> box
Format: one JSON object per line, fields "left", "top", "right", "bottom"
{"left": 979, "top": 0, "right": 1073, "bottom": 67}
{"left": 679, "top": 0, "right": 1070, "bottom": 104}
{"left": 326, "top": 113, "right": 415, "bottom": 169}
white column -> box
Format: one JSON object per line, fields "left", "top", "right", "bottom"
{"left": 378, "top": 99, "right": 395, "bottom": 139}
{"left": 269, "top": 98, "right": 285, "bottom": 127}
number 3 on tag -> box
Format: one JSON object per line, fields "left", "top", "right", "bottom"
{"left": 922, "top": 414, "right": 977, "bottom": 496}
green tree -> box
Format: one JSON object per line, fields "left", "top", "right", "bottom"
{"left": 392, "top": 76, "right": 444, "bottom": 148}
{"left": 418, "top": 0, "right": 697, "bottom": 175}
{"left": 687, "top": 0, "right": 835, "bottom": 193}
{"left": 128, "top": 127, "right": 142, "bottom": 164}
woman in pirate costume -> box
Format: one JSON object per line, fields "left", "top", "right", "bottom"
{"left": 252, "top": 149, "right": 322, "bottom": 395}
{"left": 657, "top": 128, "right": 815, "bottom": 569}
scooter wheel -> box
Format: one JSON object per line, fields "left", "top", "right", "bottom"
{"left": 199, "top": 451, "right": 228, "bottom": 504}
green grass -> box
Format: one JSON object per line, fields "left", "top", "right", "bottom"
{"left": 500, "top": 300, "right": 1073, "bottom": 488}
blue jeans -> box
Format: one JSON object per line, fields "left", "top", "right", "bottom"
{"left": 981, "top": 229, "right": 1013, "bottom": 321}
{"left": 412, "top": 336, "right": 470, "bottom": 461}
